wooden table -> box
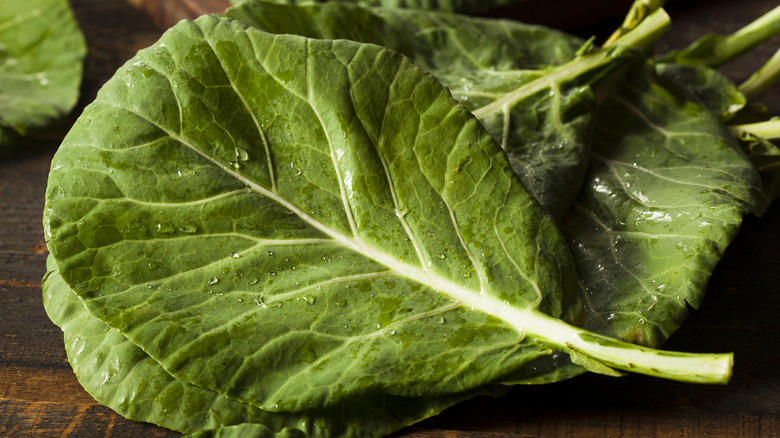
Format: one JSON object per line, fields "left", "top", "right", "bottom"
{"left": 1, "top": 0, "right": 779, "bottom": 436}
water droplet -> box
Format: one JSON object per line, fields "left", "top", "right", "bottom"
{"left": 235, "top": 147, "right": 249, "bottom": 161}
{"left": 231, "top": 252, "right": 241, "bottom": 258}
{"left": 147, "top": 261, "right": 158, "bottom": 270}
{"left": 268, "top": 271, "right": 276, "bottom": 276}
{"left": 437, "top": 316, "right": 446, "bottom": 324}
{"left": 303, "top": 296, "right": 316, "bottom": 305}
{"left": 178, "top": 221, "right": 198, "bottom": 233}
{"left": 389, "top": 330, "right": 396, "bottom": 335}
{"left": 336, "top": 299, "right": 347, "bottom": 307}
{"left": 156, "top": 222, "right": 175, "bottom": 234}
{"left": 438, "top": 253, "right": 447, "bottom": 259}
{"left": 249, "top": 278, "right": 259, "bottom": 285}
{"left": 236, "top": 298, "right": 244, "bottom": 303}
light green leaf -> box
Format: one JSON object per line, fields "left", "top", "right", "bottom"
{"left": 0, "top": 0, "right": 86, "bottom": 145}
{"left": 43, "top": 256, "right": 504, "bottom": 436}
{"left": 44, "top": 14, "right": 584, "bottom": 412}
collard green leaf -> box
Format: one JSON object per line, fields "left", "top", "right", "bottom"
{"left": 0, "top": 0, "right": 86, "bottom": 145}
{"left": 562, "top": 61, "right": 768, "bottom": 347}
{"left": 226, "top": 0, "right": 603, "bottom": 221}
{"left": 44, "top": 14, "right": 731, "bottom": 428}
{"left": 656, "top": 63, "right": 746, "bottom": 121}
{"left": 45, "top": 14, "right": 587, "bottom": 412}
{"left": 43, "top": 256, "right": 503, "bottom": 437}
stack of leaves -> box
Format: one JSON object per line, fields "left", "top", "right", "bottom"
{"left": 41, "top": 0, "right": 780, "bottom": 436}
{"left": 0, "top": 0, "right": 86, "bottom": 147}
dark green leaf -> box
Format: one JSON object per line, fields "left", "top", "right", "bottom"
{"left": 562, "top": 62, "right": 767, "bottom": 346}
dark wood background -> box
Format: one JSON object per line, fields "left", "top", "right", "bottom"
{"left": 1, "top": 0, "right": 779, "bottom": 436}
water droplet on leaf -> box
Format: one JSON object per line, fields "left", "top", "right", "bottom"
{"left": 156, "top": 222, "right": 175, "bottom": 234}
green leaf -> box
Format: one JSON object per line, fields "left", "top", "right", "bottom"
{"left": 226, "top": 0, "right": 669, "bottom": 222}
{"left": 656, "top": 63, "right": 746, "bottom": 121}
{"left": 43, "top": 256, "right": 503, "bottom": 436}
{"left": 562, "top": 61, "right": 768, "bottom": 347}
{"left": 0, "top": 0, "right": 86, "bottom": 145}
{"left": 44, "top": 14, "right": 585, "bottom": 412}
{"left": 43, "top": 15, "right": 731, "bottom": 427}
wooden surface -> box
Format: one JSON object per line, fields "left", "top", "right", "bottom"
{"left": 124, "top": 0, "right": 230, "bottom": 29}
{"left": 1, "top": 0, "right": 779, "bottom": 436}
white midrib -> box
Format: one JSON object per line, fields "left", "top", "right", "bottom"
{"left": 127, "top": 107, "right": 576, "bottom": 346}
{"left": 195, "top": 155, "right": 731, "bottom": 381}
{"left": 470, "top": 51, "right": 608, "bottom": 119}
{"left": 99, "top": 94, "right": 731, "bottom": 381}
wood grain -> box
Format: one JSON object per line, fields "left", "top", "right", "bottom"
{"left": 125, "top": 0, "right": 230, "bottom": 29}
{"left": 1, "top": 0, "right": 779, "bottom": 436}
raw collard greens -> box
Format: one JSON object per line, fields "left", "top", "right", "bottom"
{"left": 0, "top": 0, "right": 86, "bottom": 146}
{"left": 42, "top": 1, "right": 780, "bottom": 436}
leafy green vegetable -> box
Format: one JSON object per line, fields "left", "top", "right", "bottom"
{"left": 43, "top": 12, "right": 733, "bottom": 432}
{"left": 42, "top": 2, "right": 780, "bottom": 436}
{"left": 0, "top": 0, "right": 86, "bottom": 146}
{"left": 225, "top": 0, "right": 759, "bottom": 355}
{"left": 226, "top": 0, "right": 669, "bottom": 221}
{"left": 656, "top": 63, "right": 746, "bottom": 120}
{"left": 562, "top": 61, "right": 767, "bottom": 347}
{"left": 43, "top": 256, "right": 504, "bottom": 436}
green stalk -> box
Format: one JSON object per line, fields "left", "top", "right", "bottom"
{"left": 728, "top": 118, "right": 780, "bottom": 140}
{"left": 472, "top": 9, "right": 670, "bottom": 119}
{"left": 658, "top": 4, "right": 780, "bottom": 67}
{"left": 517, "top": 311, "right": 733, "bottom": 384}
{"left": 603, "top": 0, "right": 665, "bottom": 47}
{"left": 740, "top": 47, "right": 780, "bottom": 100}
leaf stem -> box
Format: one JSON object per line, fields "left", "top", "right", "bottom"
{"left": 471, "top": 9, "right": 670, "bottom": 119}
{"left": 658, "top": 4, "right": 780, "bottom": 67}
{"left": 740, "top": 47, "right": 780, "bottom": 100}
{"left": 503, "top": 309, "right": 733, "bottom": 384}
{"left": 728, "top": 118, "right": 780, "bottom": 140}
{"left": 603, "top": 0, "right": 665, "bottom": 48}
